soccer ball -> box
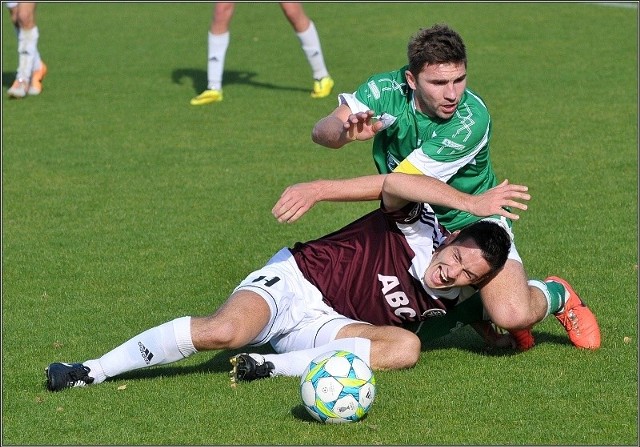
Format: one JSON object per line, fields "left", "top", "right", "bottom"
{"left": 300, "top": 350, "right": 376, "bottom": 423}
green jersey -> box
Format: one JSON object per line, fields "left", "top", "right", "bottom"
{"left": 339, "top": 66, "right": 499, "bottom": 231}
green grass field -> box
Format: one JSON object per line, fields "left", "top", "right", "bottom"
{"left": 2, "top": 2, "right": 638, "bottom": 445}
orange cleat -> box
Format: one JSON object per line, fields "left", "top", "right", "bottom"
{"left": 28, "top": 61, "right": 48, "bottom": 96}
{"left": 507, "top": 327, "right": 536, "bottom": 351}
{"left": 474, "top": 321, "right": 534, "bottom": 351}
{"left": 547, "top": 276, "right": 601, "bottom": 350}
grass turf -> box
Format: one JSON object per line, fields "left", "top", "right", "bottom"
{"left": 2, "top": 2, "right": 638, "bottom": 445}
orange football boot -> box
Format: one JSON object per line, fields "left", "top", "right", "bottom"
{"left": 28, "top": 61, "right": 48, "bottom": 95}
{"left": 507, "top": 327, "right": 536, "bottom": 351}
{"left": 547, "top": 276, "right": 601, "bottom": 350}
{"left": 475, "top": 322, "right": 534, "bottom": 351}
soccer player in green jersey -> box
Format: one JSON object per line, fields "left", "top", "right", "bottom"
{"left": 276, "top": 24, "right": 600, "bottom": 350}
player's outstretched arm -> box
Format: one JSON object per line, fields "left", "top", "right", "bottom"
{"left": 465, "top": 180, "right": 530, "bottom": 220}
{"left": 382, "top": 174, "right": 530, "bottom": 219}
{"left": 312, "top": 105, "right": 383, "bottom": 148}
{"left": 272, "top": 175, "right": 385, "bottom": 223}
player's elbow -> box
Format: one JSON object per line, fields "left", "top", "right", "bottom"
{"left": 311, "top": 127, "right": 341, "bottom": 148}
{"left": 311, "top": 116, "right": 347, "bottom": 149}
{"left": 310, "top": 127, "right": 323, "bottom": 145}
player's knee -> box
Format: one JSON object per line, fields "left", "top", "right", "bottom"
{"left": 16, "top": 11, "right": 34, "bottom": 28}
{"left": 191, "top": 316, "right": 245, "bottom": 350}
{"left": 371, "top": 330, "right": 420, "bottom": 370}
{"left": 489, "top": 305, "right": 534, "bottom": 330}
{"left": 395, "top": 332, "right": 421, "bottom": 369}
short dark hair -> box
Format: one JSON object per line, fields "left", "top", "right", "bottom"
{"left": 407, "top": 24, "right": 467, "bottom": 76}
{"left": 454, "top": 221, "right": 511, "bottom": 272}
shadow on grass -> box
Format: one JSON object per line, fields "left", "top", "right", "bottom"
{"left": 290, "top": 403, "right": 374, "bottom": 423}
{"left": 84, "top": 329, "right": 570, "bottom": 388}
{"left": 171, "top": 68, "right": 309, "bottom": 95}
{"left": 3, "top": 71, "right": 16, "bottom": 89}
{"left": 110, "top": 343, "right": 276, "bottom": 384}
{"left": 291, "top": 404, "right": 317, "bottom": 422}
{"left": 422, "top": 328, "right": 571, "bottom": 357}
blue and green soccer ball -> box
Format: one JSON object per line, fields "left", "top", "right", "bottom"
{"left": 300, "top": 350, "right": 376, "bottom": 423}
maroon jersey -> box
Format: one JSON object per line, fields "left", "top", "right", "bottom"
{"left": 290, "top": 202, "right": 461, "bottom": 326}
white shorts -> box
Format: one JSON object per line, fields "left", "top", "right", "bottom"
{"left": 233, "top": 248, "right": 364, "bottom": 354}
{"left": 6, "top": 3, "right": 18, "bottom": 9}
{"left": 482, "top": 216, "right": 522, "bottom": 264}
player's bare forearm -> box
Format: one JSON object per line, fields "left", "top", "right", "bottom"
{"left": 312, "top": 105, "right": 382, "bottom": 148}
{"left": 382, "top": 173, "right": 470, "bottom": 212}
{"left": 382, "top": 174, "right": 530, "bottom": 219}
{"left": 272, "top": 175, "right": 386, "bottom": 223}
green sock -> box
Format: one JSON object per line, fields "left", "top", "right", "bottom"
{"left": 545, "top": 279, "right": 567, "bottom": 313}
{"left": 413, "top": 292, "right": 485, "bottom": 344}
{"left": 529, "top": 279, "right": 566, "bottom": 315}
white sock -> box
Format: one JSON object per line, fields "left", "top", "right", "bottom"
{"left": 296, "top": 21, "right": 329, "bottom": 80}
{"left": 33, "top": 47, "right": 42, "bottom": 72}
{"left": 17, "top": 26, "right": 38, "bottom": 81}
{"left": 264, "top": 337, "right": 371, "bottom": 377}
{"left": 84, "top": 316, "right": 197, "bottom": 384}
{"left": 528, "top": 279, "right": 552, "bottom": 318}
{"left": 207, "top": 31, "right": 229, "bottom": 90}
{"left": 13, "top": 24, "right": 41, "bottom": 71}
{"left": 31, "top": 26, "right": 42, "bottom": 71}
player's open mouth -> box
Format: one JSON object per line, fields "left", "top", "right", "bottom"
{"left": 441, "top": 104, "right": 457, "bottom": 113}
{"left": 429, "top": 266, "right": 449, "bottom": 288}
{"left": 439, "top": 267, "right": 449, "bottom": 285}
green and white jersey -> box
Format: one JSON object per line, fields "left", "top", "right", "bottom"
{"left": 339, "top": 66, "right": 499, "bottom": 231}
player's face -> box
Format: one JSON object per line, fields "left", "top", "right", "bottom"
{"left": 405, "top": 62, "right": 467, "bottom": 120}
{"left": 422, "top": 238, "right": 492, "bottom": 290}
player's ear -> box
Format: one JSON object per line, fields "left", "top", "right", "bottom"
{"left": 405, "top": 70, "right": 417, "bottom": 90}
{"left": 443, "top": 230, "right": 461, "bottom": 245}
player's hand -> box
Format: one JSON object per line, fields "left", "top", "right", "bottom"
{"left": 272, "top": 182, "right": 321, "bottom": 223}
{"left": 467, "top": 179, "right": 530, "bottom": 220}
{"left": 471, "top": 321, "right": 517, "bottom": 350}
{"left": 343, "top": 110, "right": 384, "bottom": 142}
